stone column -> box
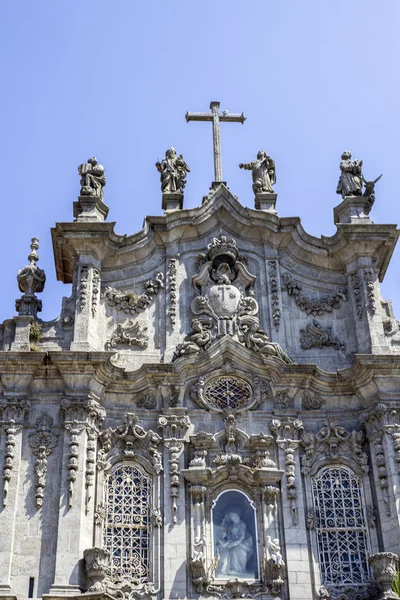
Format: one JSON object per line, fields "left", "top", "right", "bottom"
{"left": 271, "top": 418, "right": 313, "bottom": 600}
{"left": 71, "top": 255, "right": 102, "bottom": 352}
{"left": 158, "top": 412, "right": 190, "bottom": 600}
{"left": 0, "top": 398, "right": 30, "bottom": 599}
{"left": 49, "top": 396, "right": 104, "bottom": 596}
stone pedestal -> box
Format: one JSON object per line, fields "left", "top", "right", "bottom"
{"left": 255, "top": 192, "right": 277, "bottom": 212}
{"left": 10, "top": 315, "right": 33, "bottom": 351}
{"left": 334, "top": 196, "right": 372, "bottom": 224}
{"left": 162, "top": 192, "right": 184, "bottom": 212}
{"left": 369, "top": 552, "right": 400, "bottom": 599}
{"left": 73, "top": 196, "right": 109, "bottom": 223}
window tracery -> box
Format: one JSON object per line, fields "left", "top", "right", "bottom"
{"left": 204, "top": 376, "right": 252, "bottom": 410}
{"left": 104, "top": 463, "right": 152, "bottom": 583}
{"left": 311, "top": 466, "right": 370, "bottom": 588}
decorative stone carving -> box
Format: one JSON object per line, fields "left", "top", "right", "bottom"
{"left": 301, "top": 390, "right": 325, "bottom": 410}
{"left": 336, "top": 151, "right": 363, "bottom": 199}
{"left": 364, "top": 270, "right": 376, "bottom": 315}
{"left": 136, "top": 389, "right": 156, "bottom": 409}
{"left": 78, "top": 157, "right": 106, "bottom": 200}
{"left": 282, "top": 273, "right": 347, "bottom": 316}
{"left": 351, "top": 271, "right": 363, "bottom": 319}
{"left": 84, "top": 546, "right": 110, "bottom": 592}
{"left": 158, "top": 414, "right": 190, "bottom": 524}
{"left": 2, "top": 420, "right": 21, "bottom": 507}
{"left": 61, "top": 395, "right": 105, "bottom": 512}
{"left": 174, "top": 236, "right": 289, "bottom": 362}
{"left": 367, "top": 506, "right": 377, "bottom": 528}
{"left": 156, "top": 147, "right": 190, "bottom": 193}
{"left": 360, "top": 406, "right": 391, "bottom": 516}
{"left": 268, "top": 261, "right": 280, "bottom": 329}
{"left": 106, "top": 320, "right": 149, "bottom": 350}
{"left": 306, "top": 508, "right": 317, "bottom": 530}
{"left": 29, "top": 414, "right": 58, "bottom": 507}
{"left": 79, "top": 266, "right": 89, "bottom": 311}
{"left": 167, "top": 258, "right": 177, "bottom": 326}
{"left": 64, "top": 421, "right": 85, "bottom": 507}
{"left": 15, "top": 237, "right": 46, "bottom": 316}
{"left": 239, "top": 150, "right": 276, "bottom": 193}
{"left": 369, "top": 552, "right": 400, "bottom": 600}
{"left": 91, "top": 268, "right": 100, "bottom": 317}
{"left": 274, "top": 389, "right": 294, "bottom": 409}
{"left": 191, "top": 372, "right": 268, "bottom": 412}
{"left": 301, "top": 417, "right": 368, "bottom": 475}
{"left": 97, "top": 413, "right": 162, "bottom": 477}
{"left": 271, "top": 418, "right": 303, "bottom": 526}
{"left": 300, "top": 320, "right": 345, "bottom": 352}
{"left": 103, "top": 272, "right": 164, "bottom": 316}
{"left": 0, "top": 397, "right": 30, "bottom": 506}
{"left": 151, "top": 507, "right": 163, "bottom": 528}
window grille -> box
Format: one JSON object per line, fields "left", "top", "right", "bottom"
{"left": 104, "top": 464, "right": 151, "bottom": 582}
{"left": 312, "top": 467, "right": 370, "bottom": 587}
{"left": 204, "top": 376, "right": 252, "bottom": 410}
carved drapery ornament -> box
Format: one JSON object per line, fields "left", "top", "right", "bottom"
{"left": 106, "top": 320, "right": 149, "bottom": 350}
{"left": 29, "top": 414, "right": 58, "bottom": 508}
{"left": 300, "top": 320, "right": 345, "bottom": 352}
{"left": 271, "top": 418, "right": 303, "bottom": 526}
{"left": 282, "top": 273, "right": 347, "bottom": 317}
{"left": 102, "top": 272, "right": 164, "bottom": 316}
{"left": 158, "top": 414, "right": 190, "bottom": 524}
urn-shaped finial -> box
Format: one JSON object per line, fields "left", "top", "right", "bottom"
{"left": 369, "top": 552, "right": 400, "bottom": 600}
{"left": 15, "top": 238, "right": 46, "bottom": 316}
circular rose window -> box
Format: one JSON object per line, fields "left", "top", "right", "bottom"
{"left": 203, "top": 376, "right": 252, "bottom": 410}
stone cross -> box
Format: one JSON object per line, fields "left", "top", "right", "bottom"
{"left": 186, "top": 101, "right": 246, "bottom": 184}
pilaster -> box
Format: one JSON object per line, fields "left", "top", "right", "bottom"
{"left": 49, "top": 395, "right": 105, "bottom": 596}
{"left": 71, "top": 255, "right": 102, "bottom": 352}
{"left": 271, "top": 418, "right": 313, "bottom": 600}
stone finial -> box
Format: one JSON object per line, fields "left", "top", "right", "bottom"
{"left": 369, "top": 552, "right": 400, "bottom": 600}
{"left": 15, "top": 237, "right": 46, "bottom": 316}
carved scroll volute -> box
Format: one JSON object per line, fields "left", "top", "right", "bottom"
{"left": 0, "top": 397, "right": 30, "bottom": 507}
{"left": 271, "top": 418, "right": 303, "bottom": 527}
{"left": 158, "top": 414, "right": 191, "bottom": 524}
{"left": 60, "top": 396, "right": 106, "bottom": 512}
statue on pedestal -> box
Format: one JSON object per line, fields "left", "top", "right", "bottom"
{"left": 78, "top": 157, "right": 106, "bottom": 200}
{"left": 239, "top": 150, "right": 276, "bottom": 194}
{"left": 156, "top": 147, "right": 190, "bottom": 193}
{"left": 336, "top": 150, "right": 363, "bottom": 198}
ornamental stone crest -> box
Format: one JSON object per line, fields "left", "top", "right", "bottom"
{"left": 173, "top": 236, "right": 290, "bottom": 362}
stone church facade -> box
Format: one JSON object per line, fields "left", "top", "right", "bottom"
{"left": 1, "top": 127, "right": 400, "bottom": 600}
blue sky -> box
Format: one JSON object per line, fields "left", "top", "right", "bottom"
{"left": 1, "top": 1, "right": 399, "bottom": 322}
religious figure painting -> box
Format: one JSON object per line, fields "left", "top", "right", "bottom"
{"left": 212, "top": 490, "right": 258, "bottom": 580}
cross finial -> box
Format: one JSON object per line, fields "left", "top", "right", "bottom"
{"left": 186, "top": 101, "right": 246, "bottom": 185}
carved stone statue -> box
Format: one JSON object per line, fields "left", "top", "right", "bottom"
{"left": 239, "top": 150, "right": 276, "bottom": 193}
{"left": 78, "top": 157, "right": 106, "bottom": 200}
{"left": 237, "top": 315, "right": 291, "bottom": 363}
{"left": 156, "top": 147, "right": 190, "bottom": 193}
{"left": 216, "top": 512, "right": 253, "bottom": 577}
{"left": 172, "top": 318, "right": 212, "bottom": 360}
{"left": 336, "top": 151, "right": 363, "bottom": 198}
{"left": 267, "top": 536, "right": 284, "bottom": 566}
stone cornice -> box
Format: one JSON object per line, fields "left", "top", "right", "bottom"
{"left": 51, "top": 185, "right": 399, "bottom": 283}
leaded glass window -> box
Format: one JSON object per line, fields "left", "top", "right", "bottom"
{"left": 104, "top": 464, "right": 151, "bottom": 582}
{"left": 204, "top": 376, "right": 252, "bottom": 410}
{"left": 312, "top": 467, "right": 370, "bottom": 587}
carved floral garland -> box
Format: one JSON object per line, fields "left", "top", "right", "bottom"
{"left": 282, "top": 273, "right": 347, "bottom": 316}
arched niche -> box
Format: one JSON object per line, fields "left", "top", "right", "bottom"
{"left": 211, "top": 489, "right": 259, "bottom": 580}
